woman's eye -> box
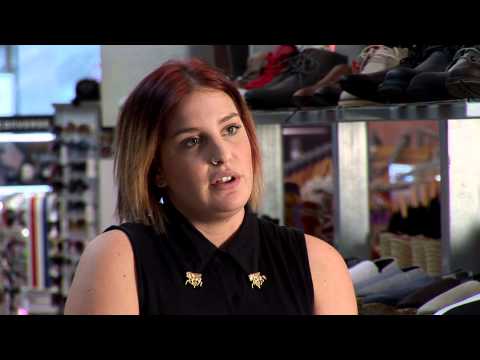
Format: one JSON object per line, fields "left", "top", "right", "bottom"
{"left": 226, "top": 125, "right": 241, "bottom": 136}
{"left": 183, "top": 137, "right": 200, "bottom": 148}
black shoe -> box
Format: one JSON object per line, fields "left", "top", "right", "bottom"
{"left": 406, "top": 71, "right": 454, "bottom": 102}
{"left": 446, "top": 46, "right": 480, "bottom": 99}
{"left": 379, "top": 45, "right": 458, "bottom": 103}
{"left": 312, "top": 85, "right": 343, "bottom": 107}
{"left": 245, "top": 48, "right": 348, "bottom": 110}
{"left": 292, "top": 85, "right": 342, "bottom": 108}
{"left": 337, "top": 45, "right": 427, "bottom": 104}
{"left": 338, "top": 69, "right": 392, "bottom": 103}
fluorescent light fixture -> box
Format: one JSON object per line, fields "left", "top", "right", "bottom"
{"left": 0, "top": 132, "right": 56, "bottom": 143}
{"left": 0, "top": 185, "right": 52, "bottom": 196}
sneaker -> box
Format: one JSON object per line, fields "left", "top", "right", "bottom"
{"left": 244, "top": 45, "right": 298, "bottom": 90}
{"left": 292, "top": 63, "right": 351, "bottom": 108}
{"left": 406, "top": 71, "right": 454, "bottom": 102}
{"left": 234, "top": 51, "right": 268, "bottom": 88}
{"left": 446, "top": 46, "right": 480, "bottom": 99}
{"left": 337, "top": 45, "right": 423, "bottom": 105}
{"left": 379, "top": 45, "right": 460, "bottom": 103}
{"left": 339, "top": 45, "right": 409, "bottom": 107}
{"left": 245, "top": 48, "right": 348, "bottom": 110}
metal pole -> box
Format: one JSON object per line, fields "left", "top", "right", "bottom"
{"left": 333, "top": 121, "right": 370, "bottom": 259}
{"left": 256, "top": 123, "right": 284, "bottom": 225}
{"left": 439, "top": 118, "right": 480, "bottom": 274}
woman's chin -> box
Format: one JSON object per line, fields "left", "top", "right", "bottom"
{"left": 209, "top": 195, "right": 249, "bottom": 213}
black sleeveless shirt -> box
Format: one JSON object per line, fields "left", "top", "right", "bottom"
{"left": 105, "top": 202, "right": 314, "bottom": 315}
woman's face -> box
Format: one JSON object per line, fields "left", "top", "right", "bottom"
{"left": 159, "top": 88, "right": 254, "bottom": 221}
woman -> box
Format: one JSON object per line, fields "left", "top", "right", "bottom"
{"left": 64, "top": 59, "right": 357, "bottom": 315}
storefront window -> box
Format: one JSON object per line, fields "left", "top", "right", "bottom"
{"left": 1, "top": 45, "right": 101, "bottom": 116}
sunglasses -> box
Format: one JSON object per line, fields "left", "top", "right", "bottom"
{"left": 69, "top": 162, "right": 87, "bottom": 172}
{"left": 68, "top": 219, "right": 88, "bottom": 231}
{"left": 66, "top": 240, "right": 85, "bottom": 254}
{"left": 62, "top": 123, "right": 92, "bottom": 135}
{"left": 68, "top": 179, "right": 89, "bottom": 193}
{"left": 49, "top": 254, "right": 72, "bottom": 266}
{"left": 67, "top": 201, "right": 86, "bottom": 212}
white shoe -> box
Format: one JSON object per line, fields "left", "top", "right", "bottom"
{"left": 339, "top": 45, "right": 409, "bottom": 107}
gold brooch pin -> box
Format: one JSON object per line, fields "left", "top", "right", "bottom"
{"left": 185, "top": 272, "right": 203, "bottom": 288}
{"left": 249, "top": 272, "right": 267, "bottom": 289}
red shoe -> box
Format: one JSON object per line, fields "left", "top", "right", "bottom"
{"left": 244, "top": 45, "right": 298, "bottom": 90}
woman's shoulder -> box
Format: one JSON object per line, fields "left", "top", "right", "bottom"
{"left": 256, "top": 216, "right": 304, "bottom": 239}
{"left": 105, "top": 222, "right": 158, "bottom": 237}
{"left": 303, "top": 233, "right": 345, "bottom": 267}
{"left": 304, "top": 233, "right": 358, "bottom": 314}
{"left": 256, "top": 216, "right": 344, "bottom": 267}
{"left": 255, "top": 217, "right": 309, "bottom": 258}
{"left": 76, "top": 221, "right": 162, "bottom": 274}
{"left": 258, "top": 217, "right": 340, "bottom": 252}
{"left": 83, "top": 227, "right": 134, "bottom": 265}
{"left": 104, "top": 222, "right": 167, "bottom": 248}
{"left": 64, "top": 228, "right": 139, "bottom": 314}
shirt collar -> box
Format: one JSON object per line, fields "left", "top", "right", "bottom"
{"left": 163, "top": 199, "right": 260, "bottom": 275}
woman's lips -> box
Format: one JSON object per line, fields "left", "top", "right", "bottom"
{"left": 210, "top": 176, "right": 240, "bottom": 191}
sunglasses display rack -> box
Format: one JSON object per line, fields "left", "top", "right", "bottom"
{"left": 0, "top": 196, "right": 29, "bottom": 314}
{"left": 50, "top": 102, "right": 101, "bottom": 312}
{"left": 0, "top": 116, "right": 61, "bottom": 314}
{"left": 0, "top": 191, "right": 62, "bottom": 314}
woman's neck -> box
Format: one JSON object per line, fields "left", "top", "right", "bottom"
{"left": 167, "top": 199, "right": 246, "bottom": 248}
{"left": 191, "top": 207, "right": 245, "bottom": 248}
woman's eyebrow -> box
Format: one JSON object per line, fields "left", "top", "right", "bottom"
{"left": 218, "top": 112, "right": 239, "bottom": 124}
{"left": 172, "top": 113, "right": 239, "bottom": 138}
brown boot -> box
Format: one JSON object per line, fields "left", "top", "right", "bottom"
{"left": 294, "top": 63, "right": 352, "bottom": 97}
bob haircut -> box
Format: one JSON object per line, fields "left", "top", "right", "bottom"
{"left": 114, "top": 58, "right": 263, "bottom": 234}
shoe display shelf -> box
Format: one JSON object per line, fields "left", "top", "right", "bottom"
{"left": 53, "top": 103, "right": 101, "bottom": 308}
{"left": 253, "top": 99, "right": 480, "bottom": 274}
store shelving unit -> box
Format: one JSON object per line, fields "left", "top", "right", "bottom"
{"left": 53, "top": 102, "right": 101, "bottom": 302}
{"left": 0, "top": 115, "right": 58, "bottom": 314}
{"left": 253, "top": 99, "right": 480, "bottom": 275}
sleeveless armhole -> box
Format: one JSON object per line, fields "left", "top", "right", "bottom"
{"left": 104, "top": 224, "right": 145, "bottom": 314}
{"left": 258, "top": 219, "right": 315, "bottom": 313}
{"left": 290, "top": 227, "right": 315, "bottom": 311}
